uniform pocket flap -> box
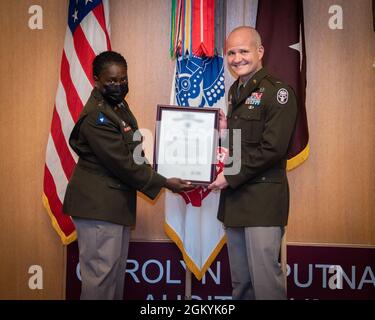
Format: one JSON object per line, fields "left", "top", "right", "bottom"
{"left": 107, "top": 178, "right": 131, "bottom": 190}
{"left": 239, "top": 109, "right": 261, "bottom": 121}
{"left": 251, "top": 169, "right": 285, "bottom": 183}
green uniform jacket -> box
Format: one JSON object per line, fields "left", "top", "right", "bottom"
{"left": 218, "top": 68, "right": 297, "bottom": 227}
{"left": 63, "top": 88, "right": 166, "bottom": 226}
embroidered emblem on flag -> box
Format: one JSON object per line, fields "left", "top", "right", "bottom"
{"left": 166, "top": 54, "right": 226, "bottom": 280}
{"left": 175, "top": 56, "right": 224, "bottom": 107}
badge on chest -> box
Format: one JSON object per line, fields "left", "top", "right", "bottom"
{"left": 121, "top": 120, "right": 132, "bottom": 132}
{"left": 245, "top": 92, "right": 263, "bottom": 109}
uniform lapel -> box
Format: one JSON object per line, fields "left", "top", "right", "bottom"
{"left": 227, "top": 80, "right": 239, "bottom": 118}
{"left": 118, "top": 101, "right": 138, "bottom": 130}
{"left": 232, "top": 68, "right": 268, "bottom": 109}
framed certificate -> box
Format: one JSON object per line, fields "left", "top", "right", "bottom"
{"left": 154, "top": 105, "right": 220, "bottom": 185}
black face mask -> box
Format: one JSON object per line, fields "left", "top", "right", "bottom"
{"left": 102, "top": 83, "right": 129, "bottom": 105}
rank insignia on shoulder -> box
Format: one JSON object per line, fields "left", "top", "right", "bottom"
{"left": 96, "top": 112, "right": 108, "bottom": 125}
{"left": 277, "top": 88, "right": 289, "bottom": 104}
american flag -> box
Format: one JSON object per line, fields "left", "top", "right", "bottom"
{"left": 42, "top": 0, "right": 111, "bottom": 244}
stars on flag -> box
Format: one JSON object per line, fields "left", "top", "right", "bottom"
{"left": 71, "top": 0, "right": 95, "bottom": 24}
{"left": 72, "top": 9, "right": 78, "bottom": 22}
{"left": 289, "top": 25, "right": 303, "bottom": 71}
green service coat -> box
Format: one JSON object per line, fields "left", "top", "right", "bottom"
{"left": 63, "top": 88, "right": 166, "bottom": 226}
{"left": 218, "top": 68, "right": 297, "bottom": 227}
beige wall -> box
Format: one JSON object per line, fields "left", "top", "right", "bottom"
{"left": 110, "top": 0, "right": 174, "bottom": 240}
{"left": 287, "top": 0, "right": 375, "bottom": 244}
{"left": 0, "top": 0, "right": 374, "bottom": 299}
{"left": 0, "top": 0, "right": 68, "bottom": 299}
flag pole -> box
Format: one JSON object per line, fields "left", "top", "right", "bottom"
{"left": 184, "top": 269, "right": 192, "bottom": 300}
{"left": 281, "top": 228, "right": 287, "bottom": 293}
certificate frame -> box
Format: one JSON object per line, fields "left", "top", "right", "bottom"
{"left": 154, "top": 104, "right": 220, "bottom": 185}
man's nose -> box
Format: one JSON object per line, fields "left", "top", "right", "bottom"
{"left": 233, "top": 53, "right": 242, "bottom": 63}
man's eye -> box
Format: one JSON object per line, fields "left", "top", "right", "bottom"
{"left": 240, "top": 50, "right": 249, "bottom": 54}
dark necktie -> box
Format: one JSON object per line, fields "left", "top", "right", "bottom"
{"left": 237, "top": 83, "right": 246, "bottom": 99}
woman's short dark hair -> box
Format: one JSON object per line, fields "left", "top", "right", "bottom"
{"left": 92, "top": 51, "right": 127, "bottom": 78}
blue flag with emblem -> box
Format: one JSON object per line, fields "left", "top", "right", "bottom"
{"left": 175, "top": 56, "right": 225, "bottom": 107}
{"left": 165, "top": 54, "right": 226, "bottom": 280}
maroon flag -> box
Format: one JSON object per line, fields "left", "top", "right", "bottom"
{"left": 256, "top": 0, "right": 309, "bottom": 170}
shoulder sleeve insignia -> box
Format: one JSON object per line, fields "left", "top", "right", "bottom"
{"left": 276, "top": 88, "right": 289, "bottom": 104}
{"left": 96, "top": 112, "right": 108, "bottom": 125}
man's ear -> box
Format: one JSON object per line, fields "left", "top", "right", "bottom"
{"left": 258, "top": 45, "right": 265, "bottom": 60}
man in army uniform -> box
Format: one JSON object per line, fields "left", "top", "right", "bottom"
{"left": 209, "top": 27, "right": 297, "bottom": 299}
{"left": 63, "top": 51, "right": 192, "bottom": 300}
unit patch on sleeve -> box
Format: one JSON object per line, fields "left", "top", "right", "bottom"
{"left": 276, "top": 88, "right": 289, "bottom": 104}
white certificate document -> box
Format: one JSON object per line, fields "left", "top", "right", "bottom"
{"left": 155, "top": 105, "right": 219, "bottom": 184}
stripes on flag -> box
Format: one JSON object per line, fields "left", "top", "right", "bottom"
{"left": 170, "top": 0, "right": 215, "bottom": 58}
{"left": 42, "top": 0, "right": 111, "bottom": 245}
{"left": 191, "top": 0, "right": 215, "bottom": 57}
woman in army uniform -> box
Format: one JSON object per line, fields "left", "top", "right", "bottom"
{"left": 63, "top": 51, "right": 192, "bottom": 300}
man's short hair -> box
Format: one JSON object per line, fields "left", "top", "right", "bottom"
{"left": 228, "top": 26, "right": 262, "bottom": 47}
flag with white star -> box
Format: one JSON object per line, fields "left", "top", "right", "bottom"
{"left": 256, "top": 0, "right": 309, "bottom": 170}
